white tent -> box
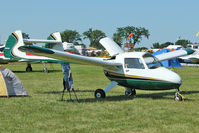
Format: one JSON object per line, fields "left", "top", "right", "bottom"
{"left": 0, "top": 66, "right": 28, "bottom": 97}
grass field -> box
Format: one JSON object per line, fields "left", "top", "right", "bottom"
{"left": 0, "top": 63, "right": 199, "bottom": 133}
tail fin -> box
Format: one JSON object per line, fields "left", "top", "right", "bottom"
{"left": 4, "top": 30, "right": 64, "bottom": 59}
{"left": 45, "top": 32, "right": 64, "bottom": 51}
{"left": 4, "top": 30, "right": 26, "bottom": 59}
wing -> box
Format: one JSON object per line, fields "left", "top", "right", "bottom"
{"left": 99, "top": 37, "right": 124, "bottom": 56}
{"left": 19, "top": 45, "right": 122, "bottom": 69}
{"left": 155, "top": 49, "right": 195, "bottom": 61}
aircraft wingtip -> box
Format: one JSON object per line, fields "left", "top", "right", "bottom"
{"left": 184, "top": 49, "right": 195, "bottom": 55}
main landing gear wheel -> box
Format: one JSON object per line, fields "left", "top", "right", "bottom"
{"left": 26, "top": 64, "right": 32, "bottom": 72}
{"left": 174, "top": 92, "right": 184, "bottom": 101}
{"left": 125, "top": 89, "right": 136, "bottom": 96}
{"left": 26, "top": 66, "right": 32, "bottom": 72}
{"left": 43, "top": 68, "right": 48, "bottom": 73}
{"left": 95, "top": 89, "right": 106, "bottom": 99}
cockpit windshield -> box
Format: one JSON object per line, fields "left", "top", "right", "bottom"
{"left": 143, "top": 53, "right": 163, "bottom": 69}
{"left": 124, "top": 58, "right": 145, "bottom": 69}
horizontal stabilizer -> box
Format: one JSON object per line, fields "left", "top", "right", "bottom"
{"left": 99, "top": 37, "right": 124, "bottom": 56}
{"left": 23, "top": 39, "right": 62, "bottom": 44}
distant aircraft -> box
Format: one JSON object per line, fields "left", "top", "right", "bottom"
{"left": 178, "top": 44, "right": 199, "bottom": 64}
{"left": 16, "top": 30, "right": 194, "bottom": 101}
{"left": 62, "top": 42, "right": 80, "bottom": 54}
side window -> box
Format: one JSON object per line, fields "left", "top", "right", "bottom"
{"left": 124, "top": 58, "right": 145, "bottom": 69}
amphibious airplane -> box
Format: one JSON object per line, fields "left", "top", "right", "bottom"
{"left": 11, "top": 30, "right": 194, "bottom": 101}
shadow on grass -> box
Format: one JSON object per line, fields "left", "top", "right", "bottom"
{"left": 135, "top": 90, "right": 199, "bottom": 101}
{"left": 0, "top": 95, "right": 31, "bottom": 99}
{"left": 60, "top": 95, "right": 134, "bottom": 103}
{"left": 39, "top": 90, "right": 133, "bottom": 102}
{"left": 12, "top": 70, "right": 62, "bottom": 73}
{"left": 39, "top": 89, "right": 94, "bottom": 95}
{"left": 38, "top": 90, "right": 199, "bottom": 103}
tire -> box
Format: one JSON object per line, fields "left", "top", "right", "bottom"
{"left": 125, "top": 89, "right": 136, "bottom": 96}
{"left": 26, "top": 67, "right": 32, "bottom": 72}
{"left": 125, "top": 91, "right": 132, "bottom": 96}
{"left": 174, "top": 93, "right": 182, "bottom": 101}
{"left": 95, "top": 89, "right": 106, "bottom": 98}
{"left": 132, "top": 89, "right": 136, "bottom": 95}
{"left": 43, "top": 68, "right": 48, "bottom": 73}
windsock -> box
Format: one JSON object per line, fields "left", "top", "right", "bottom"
{"left": 127, "top": 33, "right": 134, "bottom": 39}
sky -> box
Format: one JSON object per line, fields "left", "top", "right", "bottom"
{"left": 0, "top": 0, "right": 198, "bottom": 48}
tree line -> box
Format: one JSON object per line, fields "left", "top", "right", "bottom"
{"left": 23, "top": 26, "right": 192, "bottom": 49}
{"left": 60, "top": 26, "right": 150, "bottom": 49}
{"left": 151, "top": 39, "right": 191, "bottom": 49}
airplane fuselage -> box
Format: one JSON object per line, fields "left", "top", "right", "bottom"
{"left": 103, "top": 52, "right": 182, "bottom": 90}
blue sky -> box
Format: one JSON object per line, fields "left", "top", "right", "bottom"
{"left": 0, "top": 0, "right": 198, "bottom": 48}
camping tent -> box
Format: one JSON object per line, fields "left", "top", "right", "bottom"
{"left": 152, "top": 49, "right": 181, "bottom": 67}
{"left": 0, "top": 66, "right": 28, "bottom": 97}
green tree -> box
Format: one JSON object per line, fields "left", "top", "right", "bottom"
{"left": 61, "top": 30, "right": 81, "bottom": 45}
{"left": 151, "top": 42, "right": 160, "bottom": 49}
{"left": 175, "top": 39, "right": 191, "bottom": 48}
{"left": 134, "top": 47, "right": 148, "bottom": 51}
{"left": 151, "top": 42, "right": 174, "bottom": 49}
{"left": 83, "top": 28, "right": 106, "bottom": 49}
{"left": 113, "top": 26, "right": 150, "bottom": 46}
{"left": 22, "top": 32, "right": 30, "bottom": 39}
{"left": 22, "top": 32, "right": 32, "bottom": 45}
{"left": 112, "top": 32, "right": 123, "bottom": 46}
{"left": 160, "top": 42, "right": 174, "bottom": 48}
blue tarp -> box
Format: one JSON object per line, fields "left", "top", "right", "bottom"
{"left": 152, "top": 49, "right": 181, "bottom": 67}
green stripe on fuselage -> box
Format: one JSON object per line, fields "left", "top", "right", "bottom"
{"left": 105, "top": 72, "right": 180, "bottom": 90}
{"left": 109, "top": 78, "right": 180, "bottom": 90}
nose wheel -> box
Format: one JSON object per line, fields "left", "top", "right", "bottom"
{"left": 174, "top": 92, "right": 184, "bottom": 101}
{"left": 174, "top": 89, "right": 184, "bottom": 101}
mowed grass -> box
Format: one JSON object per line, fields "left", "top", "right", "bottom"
{"left": 0, "top": 63, "right": 199, "bottom": 133}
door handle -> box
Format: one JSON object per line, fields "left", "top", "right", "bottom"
{"left": 126, "top": 70, "right": 129, "bottom": 72}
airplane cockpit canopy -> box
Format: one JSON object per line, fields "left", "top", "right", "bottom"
{"left": 143, "top": 53, "right": 163, "bottom": 69}
{"left": 122, "top": 52, "right": 162, "bottom": 70}
{"left": 124, "top": 58, "right": 145, "bottom": 69}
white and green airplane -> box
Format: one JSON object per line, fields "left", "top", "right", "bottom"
{"left": 14, "top": 30, "right": 194, "bottom": 101}
{"left": 2, "top": 31, "right": 68, "bottom": 72}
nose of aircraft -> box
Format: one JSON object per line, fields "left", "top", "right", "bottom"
{"left": 163, "top": 68, "right": 182, "bottom": 85}
{"left": 169, "top": 71, "right": 182, "bottom": 84}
